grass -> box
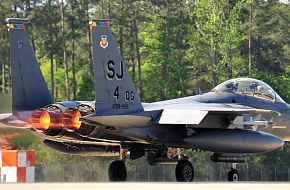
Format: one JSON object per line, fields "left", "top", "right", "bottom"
{"left": 0, "top": 127, "right": 42, "bottom": 149}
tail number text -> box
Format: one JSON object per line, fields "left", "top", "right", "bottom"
{"left": 107, "top": 60, "right": 123, "bottom": 80}
{"left": 113, "top": 86, "right": 134, "bottom": 101}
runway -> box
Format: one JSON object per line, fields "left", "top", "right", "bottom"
{"left": 0, "top": 182, "right": 290, "bottom": 190}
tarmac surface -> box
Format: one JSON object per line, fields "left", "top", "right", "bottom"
{"left": 1, "top": 182, "right": 290, "bottom": 190}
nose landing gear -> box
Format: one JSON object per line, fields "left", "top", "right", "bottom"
{"left": 228, "top": 168, "right": 239, "bottom": 181}
{"left": 228, "top": 164, "right": 239, "bottom": 182}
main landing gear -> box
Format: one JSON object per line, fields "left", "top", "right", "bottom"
{"left": 175, "top": 160, "right": 194, "bottom": 182}
{"left": 108, "top": 158, "right": 195, "bottom": 182}
{"left": 108, "top": 148, "right": 195, "bottom": 182}
{"left": 108, "top": 149, "right": 128, "bottom": 181}
{"left": 108, "top": 160, "right": 127, "bottom": 181}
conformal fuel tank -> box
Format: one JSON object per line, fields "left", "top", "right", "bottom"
{"left": 184, "top": 129, "right": 284, "bottom": 153}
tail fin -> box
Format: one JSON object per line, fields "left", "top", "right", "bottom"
{"left": 6, "top": 18, "right": 53, "bottom": 114}
{"left": 90, "top": 20, "right": 143, "bottom": 115}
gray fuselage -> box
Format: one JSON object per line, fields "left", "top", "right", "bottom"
{"left": 152, "top": 91, "right": 290, "bottom": 141}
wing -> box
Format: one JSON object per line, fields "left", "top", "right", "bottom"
{"left": 147, "top": 102, "right": 280, "bottom": 125}
{"left": 81, "top": 102, "right": 279, "bottom": 128}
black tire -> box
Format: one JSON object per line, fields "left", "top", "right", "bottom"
{"left": 228, "top": 169, "right": 239, "bottom": 182}
{"left": 108, "top": 160, "right": 127, "bottom": 182}
{"left": 175, "top": 160, "right": 194, "bottom": 182}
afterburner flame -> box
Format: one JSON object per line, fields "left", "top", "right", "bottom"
{"left": 48, "top": 111, "right": 64, "bottom": 129}
{"left": 31, "top": 108, "right": 81, "bottom": 133}
{"left": 31, "top": 109, "right": 51, "bottom": 131}
{"left": 41, "top": 111, "right": 50, "bottom": 127}
{"left": 73, "top": 111, "right": 82, "bottom": 129}
{"left": 63, "top": 109, "right": 82, "bottom": 131}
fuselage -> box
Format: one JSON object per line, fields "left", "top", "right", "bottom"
{"left": 143, "top": 90, "right": 290, "bottom": 141}
{"left": 192, "top": 91, "right": 290, "bottom": 141}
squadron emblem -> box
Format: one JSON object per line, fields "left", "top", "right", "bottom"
{"left": 100, "top": 35, "right": 108, "bottom": 49}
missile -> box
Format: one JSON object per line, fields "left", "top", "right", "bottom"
{"left": 184, "top": 129, "right": 284, "bottom": 153}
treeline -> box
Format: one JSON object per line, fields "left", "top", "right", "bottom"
{"left": 0, "top": 0, "right": 290, "bottom": 181}
{"left": 0, "top": 0, "right": 289, "bottom": 102}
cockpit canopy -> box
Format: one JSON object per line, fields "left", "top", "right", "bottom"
{"left": 212, "top": 78, "right": 285, "bottom": 103}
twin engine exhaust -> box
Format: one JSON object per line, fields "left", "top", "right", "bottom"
{"left": 31, "top": 108, "right": 81, "bottom": 133}
{"left": 29, "top": 104, "right": 95, "bottom": 136}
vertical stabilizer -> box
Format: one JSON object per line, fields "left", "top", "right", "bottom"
{"left": 90, "top": 20, "right": 143, "bottom": 115}
{"left": 6, "top": 18, "right": 53, "bottom": 113}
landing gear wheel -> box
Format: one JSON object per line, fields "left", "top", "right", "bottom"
{"left": 175, "top": 160, "right": 194, "bottom": 182}
{"left": 108, "top": 160, "right": 127, "bottom": 181}
{"left": 228, "top": 168, "right": 239, "bottom": 182}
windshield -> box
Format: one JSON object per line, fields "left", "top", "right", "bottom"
{"left": 212, "top": 78, "right": 285, "bottom": 103}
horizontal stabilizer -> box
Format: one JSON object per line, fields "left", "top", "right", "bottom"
{"left": 156, "top": 109, "right": 208, "bottom": 125}
{"left": 0, "top": 113, "right": 31, "bottom": 129}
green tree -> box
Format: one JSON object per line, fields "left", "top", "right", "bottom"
{"left": 189, "top": 0, "right": 249, "bottom": 86}
{"left": 140, "top": 0, "right": 192, "bottom": 101}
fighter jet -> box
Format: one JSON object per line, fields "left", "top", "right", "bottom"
{"left": 1, "top": 18, "right": 289, "bottom": 182}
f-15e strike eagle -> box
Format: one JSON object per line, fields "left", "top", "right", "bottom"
{"left": 1, "top": 18, "right": 289, "bottom": 182}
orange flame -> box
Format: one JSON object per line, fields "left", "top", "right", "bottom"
{"left": 31, "top": 109, "right": 51, "bottom": 131}
{"left": 31, "top": 109, "right": 64, "bottom": 132}
{"left": 48, "top": 111, "right": 64, "bottom": 129}
{"left": 62, "top": 109, "right": 82, "bottom": 131}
